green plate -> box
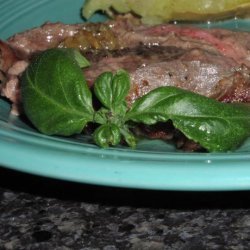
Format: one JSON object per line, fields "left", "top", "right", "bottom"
{"left": 1, "top": 0, "right": 250, "bottom": 191}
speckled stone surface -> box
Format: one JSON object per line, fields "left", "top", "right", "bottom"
{"left": 1, "top": 167, "right": 250, "bottom": 250}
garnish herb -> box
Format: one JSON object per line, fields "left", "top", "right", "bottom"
{"left": 21, "top": 48, "right": 93, "bottom": 136}
{"left": 126, "top": 87, "right": 250, "bottom": 151}
{"left": 21, "top": 48, "right": 250, "bottom": 152}
{"left": 92, "top": 70, "right": 136, "bottom": 148}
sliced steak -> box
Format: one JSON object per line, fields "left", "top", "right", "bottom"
{"left": 128, "top": 24, "right": 250, "bottom": 67}
{"left": 83, "top": 45, "right": 250, "bottom": 104}
{"left": 6, "top": 16, "right": 138, "bottom": 59}
{"left": 0, "top": 16, "right": 250, "bottom": 129}
{"left": 1, "top": 17, "right": 250, "bottom": 151}
{"left": 6, "top": 22, "right": 82, "bottom": 59}
{"left": 5, "top": 16, "right": 250, "bottom": 67}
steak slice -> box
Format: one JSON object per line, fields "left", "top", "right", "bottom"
{"left": 0, "top": 16, "right": 250, "bottom": 151}
{"left": 6, "top": 22, "right": 82, "bottom": 59}
{"left": 1, "top": 18, "right": 250, "bottom": 112}
{"left": 83, "top": 45, "right": 250, "bottom": 104}
{"left": 5, "top": 15, "right": 250, "bottom": 66}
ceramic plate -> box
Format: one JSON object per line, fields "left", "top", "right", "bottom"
{"left": 1, "top": 0, "right": 250, "bottom": 191}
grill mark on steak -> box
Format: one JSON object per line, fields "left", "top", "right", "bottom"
{"left": 120, "top": 23, "right": 250, "bottom": 67}
{"left": 84, "top": 45, "right": 185, "bottom": 62}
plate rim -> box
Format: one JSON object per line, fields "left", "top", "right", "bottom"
{"left": 1, "top": 0, "right": 250, "bottom": 191}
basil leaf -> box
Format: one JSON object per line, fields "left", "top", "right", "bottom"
{"left": 126, "top": 86, "right": 250, "bottom": 152}
{"left": 94, "top": 70, "right": 130, "bottom": 111}
{"left": 93, "top": 124, "right": 121, "bottom": 148}
{"left": 21, "top": 48, "right": 94, "bottom": 136}
{"left": 94, "top": 107, "right": 110, "bottom": 125}
{"left": 93, "top": 72, "right": 113, "bottom": 109}
{"left": 112, "top": 101, "right": 128, "bottom": 121}
{"left": 126, "top": 86, "right": 174, "bottom": 124}
{"left": 120, "top": 126, "right": 137, "bottom": 148}
{"left": 111, "top": 70, "right": 130, "bottom": 107}
{"left": 65, "top": 49, "right": 91, "bottom": 68}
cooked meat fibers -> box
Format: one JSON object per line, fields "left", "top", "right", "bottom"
{"left": 83, "top": 45, "right": 250, "bottom": 104}
{"left": 1, "top": 16, "right": 250, "bottom": 150}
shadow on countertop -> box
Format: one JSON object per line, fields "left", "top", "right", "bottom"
{"left": 0, "top": 166, "right": 250, "bottom": 209}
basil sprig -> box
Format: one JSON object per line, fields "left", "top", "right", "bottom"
{"left": 126, "top": 87, "right": 250, "bottom": 152}
{"left": 21, "top": 48, "right": 93, "bottom": 136}
{"left": 93, "top": 70, "right": 136, "bottom": 148}
{"left": 21, "top": 48, "right": 250, "bottom": 152}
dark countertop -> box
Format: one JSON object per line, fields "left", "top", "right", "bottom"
{"left": 1, "top": 167, "right": 250, "bottom": 250}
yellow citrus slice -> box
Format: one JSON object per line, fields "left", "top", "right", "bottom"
{"left": 172, "top": 0, "right": 250, "bottom": 21}
{"left": 82, "top": 0, "right": 130, "bottom": 19}
{"left": 82, "top": 0, "right": 250, "bottom": 24}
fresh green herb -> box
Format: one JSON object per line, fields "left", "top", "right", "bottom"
{"left": 21, "top": 48, "right": 250, "bottom": 152}
{"left": 21, "top": 48, "right": 93, "bottom": 136}
{"left": 92, "top": 70, "right": 136, "bottom": 148}
{"left": 126, "top": 87, "right": 250, "bottom": 152}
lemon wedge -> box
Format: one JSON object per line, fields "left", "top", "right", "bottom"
{"left": 82, "top": 0, "right": 250, "bottom": 24}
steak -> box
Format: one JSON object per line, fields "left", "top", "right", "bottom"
{"left": 1, "top": 16, "right": 250, "bottom": 150}
{"left": 83, "top": 45, "right": 250, "bottom": 105}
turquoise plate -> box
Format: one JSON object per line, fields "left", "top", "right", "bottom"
{"left": 1, "top": 0, "right": 250, "bottom": 191}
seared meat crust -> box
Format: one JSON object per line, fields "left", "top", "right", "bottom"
{"left": 1, "top": 16, "right": 250, "bottom": 150}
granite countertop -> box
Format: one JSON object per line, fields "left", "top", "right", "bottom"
{"left": 1, "top": 167, "right": 250, "bottom": 250}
